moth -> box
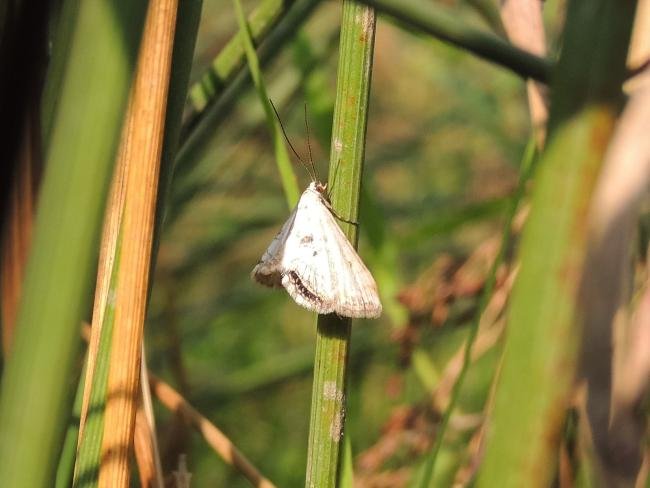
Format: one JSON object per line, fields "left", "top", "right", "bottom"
{"left": 251, "top": 103, "right": 382, "bottom": 319}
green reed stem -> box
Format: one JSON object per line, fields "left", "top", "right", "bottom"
{"left": 0, "top": 1, "right": 140, "bottom": 486}
{"left": 477, "top": 0, "right": 636, "bottom": 485}
{"left": 305, "top": 2, "right": 376, "bottom": 487}
{"left": 188, "top": 0, "right": 298, "bottom": 113}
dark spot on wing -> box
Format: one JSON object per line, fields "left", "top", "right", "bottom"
{"left": 313, "top": 251, "right": 318, "bottom": 257}
{"left": 287, "top": 271, "right": 322, "bottom": 304}
{"left": 300, "top": 235, "right": 313, "bottom": 245}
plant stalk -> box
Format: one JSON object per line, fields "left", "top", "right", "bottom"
{"left": 305, "top": 2, "right": 376, "bottom": 486}
{"left": 0, "top": 1, "right": 139, "bottom": 485}
{"left": 476, "top": 0, "right": 636, "bottom": 485}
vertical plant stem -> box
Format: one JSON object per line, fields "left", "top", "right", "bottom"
{"left": 305, "top": 3, "right": 376, "bottom": 487}
{"left": 74, "top": 247, "right": 121, "bottom": 488}
{"left": 55, "top": 361, "right": 87, "bottom": 488}
{"left": 74, "top": 1, "right": 201, "bottom": 484}
{"left": 476, "top": 0, "right": 636, "bottom": 486}
{"left": 98, "top": 0, "right": 179, "bottom": 485}
{"left": 75, "top": 116, "right": 130, "bottom": 473}
{"left": 0, "top": 1, "right": 139, "bottom": 486}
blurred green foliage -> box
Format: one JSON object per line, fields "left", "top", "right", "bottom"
{"left": 2, "top": 0, "right": 643, "bottom": 485}
{"left": 147, "top": 0, "right": 537, "bottom": 486}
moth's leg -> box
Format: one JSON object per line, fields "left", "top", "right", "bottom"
{"left": 322, "top": 197, "right": 359, "bottom": 226}
{"left": 324, "top": 158, "right": 359, "bottom": 226}
{"left": 330, "top": 208, "right": 358, "bottom": 227}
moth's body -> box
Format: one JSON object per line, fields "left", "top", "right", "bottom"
{"left": 252, "top": 181, "right": 382, "bottom": 318}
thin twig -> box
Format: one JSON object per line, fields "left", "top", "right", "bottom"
{"left": 149, "top": 374, "right": 277, "bottom": 488}
{"left": 358, "top": 0, "right": 552, "bottom": 83}
{"left": 133, "top": 345, "right": 164, "bottom": 487}
{"left": 133, "top": 399, "right": 162, "bottom": 488}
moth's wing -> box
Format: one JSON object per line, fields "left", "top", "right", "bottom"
{"left": 282, "top": 190, "right": 382, "bottom": 318}
{"left": 279, "top": 190, "right": 338, "bottom": 314}
{"left": 251, "top": 206, "right": 298, "bottom": 287}
{"left": 320, "top": 208, "right": 382, "bottom": 318}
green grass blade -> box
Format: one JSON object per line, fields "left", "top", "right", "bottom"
{"left": 73, "top": 2, "right": 203, "bottom": 485}
{"left": 54, "top": 361, "right": 86, "bottom": 488}
{"left": 175, "top": 0, "right": 319, "bottom": 184}
{"left": 233, "top": 0, "right": 300, "bottom": 208}
{"left": 0, "top": 1, "right": 141, "bottom": 486}
{"left": 188, "top": 0, "right": 297, "bottom": 113}
{"left": 73, "top": 245, "right": 120, "bottom": 488}
{"left": 476, "top": 0, "right": 636, "bottom": 485}
{"left": 305, "top": 2, "right": 376, "bottom": 487}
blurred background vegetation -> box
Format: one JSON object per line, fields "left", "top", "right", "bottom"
{"left": 0, "top": 0, "right": 647, "bottom": 487}
{"left": 150, "top": 1, "right": 539, "bottom": 485}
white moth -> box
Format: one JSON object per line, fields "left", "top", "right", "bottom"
{"left": 251, "top": 181, "right": 382, "bottom": 318}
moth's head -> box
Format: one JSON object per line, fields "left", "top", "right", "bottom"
{"left": 308, "top": 181, "right": 328, "bottom": 195}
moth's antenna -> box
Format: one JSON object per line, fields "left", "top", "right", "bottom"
{"left": 304, "top": 103, "right": 320, "bottom": 182}
{"left": 268, "top": 99, "right": 316, "bottom": 181}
